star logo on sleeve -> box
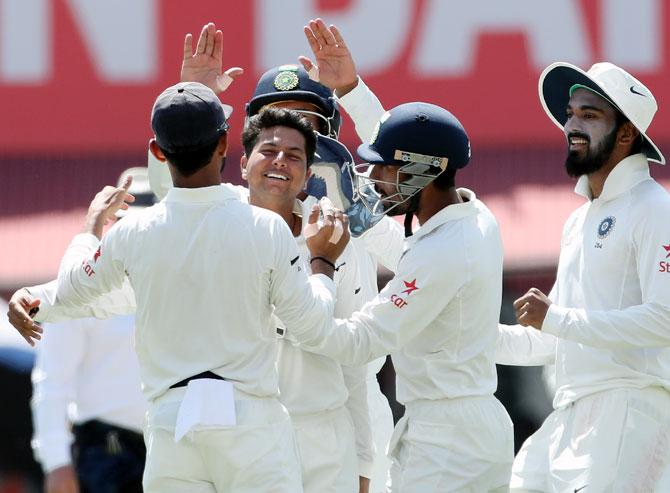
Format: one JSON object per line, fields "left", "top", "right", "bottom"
{"left": 401, "top": 279, "right": 419, "bottom": 296}
{"left": 93, "top": 247, "right": 101, "bottom": 262}
{"left": 663, "top": 243, "right": 670, "bottom": 258}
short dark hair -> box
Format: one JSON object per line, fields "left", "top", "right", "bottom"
{"left": 242, "top": 107, "right": 317, "bottom": 166}
{"left": 432, "top": 168, "right": 457, "bottom": 190}
{"left": 160, "top": 137, "right": 223, "bottom": 177}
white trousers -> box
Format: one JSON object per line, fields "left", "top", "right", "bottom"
{"left": 510, "top": 386, "right": 670, "bottom": 492}
{"left": 388, "top": 395, "right": 514, "bottom": 493}
{"left": 142, "top": 387, "right": 303, "bottom": 493}
{"left": 368, "top": 377, "right": 394, "bottom": 493}
{"left": 292, "top": 406, "right": 358, "bottom": 493}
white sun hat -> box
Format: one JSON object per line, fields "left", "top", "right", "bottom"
{"left": 539, "top": 61, "right": 665, "bottom": 165}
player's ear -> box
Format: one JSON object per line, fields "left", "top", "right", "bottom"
{"left": 240, "top": 154, "right": 248, "bottom": 181}
{"left": 149, "top": 139, "right": 167, "bottom": 162}
{"left": 217, "top": 133, "right": 229, "bottom": 156}
{"left": 304, "top": 167, "right": 312, "bottom": 186}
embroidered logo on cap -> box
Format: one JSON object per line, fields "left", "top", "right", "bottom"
{"left": 597, "top": 216, "right": 616, "bottom": 239}
{"left": 274, "top": 71, "right": 299, "bottom": 91}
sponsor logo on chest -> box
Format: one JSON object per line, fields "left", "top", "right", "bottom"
{"left": 659, "top": 243, "right": 670, "bottom": 273}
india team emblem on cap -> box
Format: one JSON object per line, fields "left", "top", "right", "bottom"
{"left": 274, "top": 70, "right": 300, "bottom": 91}
{"left": 597, "top": 216, "right": 616, "bottom": 239}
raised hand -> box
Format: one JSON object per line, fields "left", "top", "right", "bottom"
{"left": 181, "top": 22, "right": 244, "bottom": 94}
{"left": 305, "top": 200, "right": 350, "bottom": 278}
{"left": 300, "top": 18, "right": 358, "bottom": 96}
{"left": 83, "top": 176, "right": 135, "bottom": 239}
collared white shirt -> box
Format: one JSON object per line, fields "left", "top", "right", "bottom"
{"left": 31, "top": 314, "right": 146, "bottom": 472}
{"left": 538, "top": 154, "right": 670, "bottom": 408}
{"left": 305, "top": 189, "right": 503, "bottom": 404}
{"left": 51, "top": 184, "right": 336, "bottom": 401}
{"left": 276, "top": 197, "right": 364, "bottom": 414}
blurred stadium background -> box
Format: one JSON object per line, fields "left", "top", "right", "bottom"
{"left": 1, "top": 1, "right": 669, "bottom": 490}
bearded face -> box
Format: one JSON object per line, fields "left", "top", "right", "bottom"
{"left": 564, "top": 124, "right": 619, "bottom": 178}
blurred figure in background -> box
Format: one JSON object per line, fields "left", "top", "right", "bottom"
{"left": 31, "top": 168, "right": 154, "bottom": 493}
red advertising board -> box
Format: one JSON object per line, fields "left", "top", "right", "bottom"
{"left": 0, "top": 0, "right": 668, "bottom": 153}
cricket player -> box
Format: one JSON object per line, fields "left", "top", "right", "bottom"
{"left": 497, "top": 62, "right": 670, "bottom": 492}
{"left": 168, "top": 22, "right": 398, "bottom": 492}
{"left": 10, "top": 81, "right": 351, "bottom": 493}
{"left": 30, "top": 168, "right": 152, "bottom": 493}
{"left": 236, "top": 106, "right": 368, "bottom": 493}
{"left": 286, "top": 98, "right": 515, "bottom": 491}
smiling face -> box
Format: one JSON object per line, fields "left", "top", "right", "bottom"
{"left": 563, "top": 88, "right": 621, "bottom": 177}
{"left": 241, "top": 126, "right": 311, "bottom": 203}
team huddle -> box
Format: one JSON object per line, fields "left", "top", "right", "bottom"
{"left": 7, "top": 18, "right": 670, "bottom": 493}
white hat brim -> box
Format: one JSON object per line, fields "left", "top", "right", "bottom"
{"left": 538, "top": 62, "right": 665, "bottom": 165}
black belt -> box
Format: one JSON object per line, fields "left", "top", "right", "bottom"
{"left": 169, "top": 371, "right": 226, "bottom": 389}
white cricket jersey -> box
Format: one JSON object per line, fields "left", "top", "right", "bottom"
{"left": 52, "top": 185, "right": 336, "bottom": 401}
{"left": 276, "top": 197, "right": 364, "bottom": 414}
{"left": 540, "top": 154, "right": 670, "bottom": 408}
{"left": 304, "top": 189, "right": 503, "bottom": 404}
{"left": 31, "top": 314, "right": 146, "bottom": 472}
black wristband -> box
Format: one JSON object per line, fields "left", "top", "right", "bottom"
{"left": 310, "top": 256, "right": 337, "bottom": 271}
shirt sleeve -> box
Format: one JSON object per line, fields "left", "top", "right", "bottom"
{"left": 30, "top": 319, "right": 86, "bottom": 472}
{"left": 55, "top": 231, "right": 130, "bottom": 309}
{"left": 495, "top": 282, "right": 558, "bottom": 366}
{"left": 342, "top": 364, "right": 373, "bottom": 478}
{"left": 268, "top": 221, "right": 337, "bottom": 344}
{"left": 334, "top": 245, "right": 374, "bottom": 478}
{"left": 336, "top": 77, "right": 386, "bottom": 143}
{"left": 28, "top": 278, "right": 136, "bottom": 324}
{"left": 496, "top": 323, "right": 558, "bottom": 366}
{"left": 542, "top": 202, "right": 670, "bottom": 348}
{"left": 302, "top": 242, "right": 468, "bottom": 366}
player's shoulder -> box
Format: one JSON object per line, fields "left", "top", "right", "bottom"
{"left": 633, "top": 178, "right": 670, "bottom": 209}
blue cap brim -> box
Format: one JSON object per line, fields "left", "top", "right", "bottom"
{"left": 356, "top": 142, "right": 385, "bottom": 164}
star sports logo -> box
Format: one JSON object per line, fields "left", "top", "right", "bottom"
{"left": 93, "top": 247, "right": 101, "bottom": 262}
{"left": 401, "top": 279, "right": 419, "bottom": 295}
{"left": 659, "top": 243, "right": 670, "bottom": 273}
{"left": 390, "top": 279, "right": 420, "bottom": 308}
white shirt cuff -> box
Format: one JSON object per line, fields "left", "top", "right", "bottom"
{"left": 310, "top": 273, "right": 337, "bottom": 296}
{"left": 25, "top": 280, "right": 58, "bottom": 323}
{"left": 336, "top": 76, "right": 369, "bottom": 111}
{"left": 358, "top": 458, "right": 374, "bottom": 479}
{"left": 70, "top": 232, "right": 100, "bottom": 249}
{"left": 542, "top": 304, "right": 569, "bottom": 337}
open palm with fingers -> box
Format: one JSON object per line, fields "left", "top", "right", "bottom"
{"left": 300, "top": 18, "right": 357, "bottom": 94}
{"left": 181, "top": 22, "right": 243, "bottom": 94}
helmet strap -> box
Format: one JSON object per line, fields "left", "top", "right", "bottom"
{"left": 403, "top": 191, "right": 422, "bottom": 237}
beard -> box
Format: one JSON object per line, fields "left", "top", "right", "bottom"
{"left": 564, "top": 125, "right": 618, "bottom": 178}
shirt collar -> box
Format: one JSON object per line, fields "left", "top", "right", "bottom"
{"left": 407, "top": 188, "right": 478, "bottom": 244}
{"left": 574, "top": 153, "right": 651, "bottom": 202}
{"left": 165, "top": 183, "right": 240, "bottom": 203}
